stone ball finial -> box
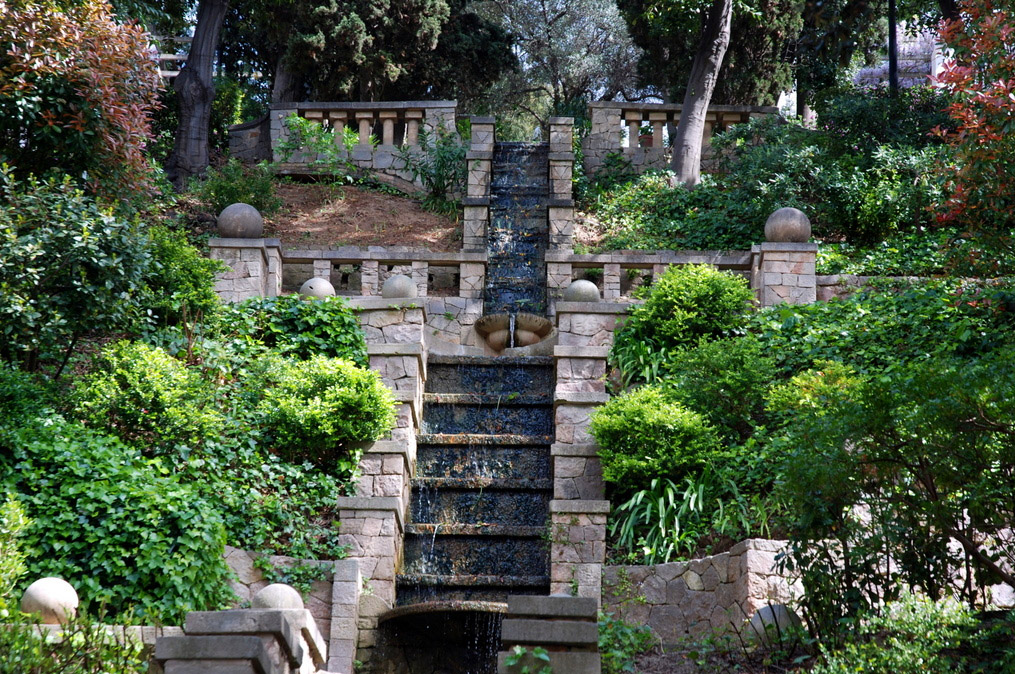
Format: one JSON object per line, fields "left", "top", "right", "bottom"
{"left": 251, "top": 583, "right": 304, "bottom": 610}
{"left": 562, "top": 279, "right": 600, "bottom": 302}
{"left": 747, "top": 604, "right": 802, "bottom": 649}
{"left": 299, "top": 277, "right": 336, "bottom": 298}
{"left": 381, "top": 274, "right": 418, "bottom": 299}
{"left": 765, "top": 207, "right": 811, "bottom": 243}
{"left": 217, "top": 203, "right": 264, "bottom": 238}
{"left": 20, "top": 577, "right": 79, "bottom": 624}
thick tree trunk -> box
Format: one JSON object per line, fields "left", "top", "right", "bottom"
{"left": 165, "top": 0, "right": 229, "bottom": 189}
{"left": 272, "top": 62, "right": 303, "bottom": 104}
{"left": 669, "top": 0, "right": 733, "bottom": 187}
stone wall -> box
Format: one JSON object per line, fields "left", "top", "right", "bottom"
{"left": 602, "top": 539, "right": 801, "bottom": 646}
{"left": 209, "top": 238, "right": 282, "bottom": 302}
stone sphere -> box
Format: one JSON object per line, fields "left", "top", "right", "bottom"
{"left": 20, "top": 577, "right": 79, "bottom": 624}
{"left": 765, "top": 207, "right": 811, "bottom": 243}
{"left": 562, "top": 279, "right": 600, "bottom": 302}
{"left": 251, "top": 583, "right": 304, "bottom": 610}
{"left": 747, "top": 604, "right": 802, "bottom": 648}
{"left": 381, "top": 274, "right": 418, "bottom": 299}
{"left": 217, "top": 203, "right": 264, "bottom": 238}
{"left": 299, "top": 277, "right": 336, "bottom": 298}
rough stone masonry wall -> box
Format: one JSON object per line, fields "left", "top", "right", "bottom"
{"left": 209, "top": 238, "right": 283, "bottom": 302}
{"left": 603, "top": 540, "right": 801, "bottom": 646}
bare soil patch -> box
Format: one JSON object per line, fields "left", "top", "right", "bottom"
{"left": 264, "top": 182, "right": 461, "bottom": 251}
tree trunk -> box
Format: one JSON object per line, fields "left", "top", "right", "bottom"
{"left": 165, "top": 0, "right": 229, "bottom": 190}
{"left": 669, "top": 0, "right": 733, "bottom": 187}
{"left": 272, "top": 62, "right": 303, "bottom": 104}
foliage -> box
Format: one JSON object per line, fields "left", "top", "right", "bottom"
{"left": 662, "top": 335, "right": 776, "bottom": 443}
{"left": 813, "top": 595, "right": 976, "bottom": 674}
{"left": 275, "top": 114, "right": 362, "bottom": 182}
{"left": 934, "top": 0, "right": 1015, "bottom": 270}
{"left": 144, "top": 224, "right": 225, "bottom": 325}
{"left": 503, "top": 645, "right": 552, "bottom": 674}
{"left": 589, "top": 172, "right": 765, "bottom": 252}
{"left": 221, "top": 294, "right": 369, "bottom": 365}
{"left": 252, "top": 557, "right": 334, "bottom": 597}
{"left": 816, "top": 84, "right": 952, "bottom": 151}
{"left": 0, "top": 417, "right": 233, "bottom": 624}
{"left": 0, "top": 170, "right": 153, "bottom": 373}
{"left": 0, "top": 495, "right": 29, "bottom": 609}
{"left": 74, "top": 340, "right": 224, "bottom": 456}
{"left": 598, "top": 611, "right": 656, "bottom": 674}
{"left": 749, "top": 279, "right": 1015, "bottom": 376}
{"left": 0, "top": 609, "right": 148, "bottom": 674}
{"left": 773, "top": 349, "right": 1015, "bottom": 641}
{"left": 619, "top": 0, "right": 803, "bottom": 106}
{"left": 610, "top": 264, "right": 753, "bottom": 385}
{"left": 590, "top": 386, "right": 721, "bottom": 497}
{"left": 0, "top": 0, "right": 161, "bottom": 204}
{"left": 816, "top": 227, "right": 953, "bottom": 276}
{"left": 189, "top": 159, "right": 283, "bottom": 215}
{"left": 255, "top": 355, "right": 396, "bottom": 476}
{"left": 397, "top": 126, "right": 466, "bottom": 215}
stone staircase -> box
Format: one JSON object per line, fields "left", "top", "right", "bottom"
{"left": 396, "top": 355, "right": 554, "bottom": 606}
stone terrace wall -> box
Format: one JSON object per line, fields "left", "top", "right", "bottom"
{"left": 602, "top": 539, "right": 800, "bottom": 647}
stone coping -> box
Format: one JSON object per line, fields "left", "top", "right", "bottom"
{"left": 156, "top": 635, "right": 282, "bottom": 674}
{"left": 555, "top": 392, "right": 610, "bottom": 405}
{"left": 271, "top": 100, "right": 457, "bottom": 111}
{"left": 348, "top": 297, "right": 427, "bottom": 312}
{"left": 545, "top": 250, "right": 753, "bottom": 267}
{"left": 466, "top": 150, "right": 493, "bottom": 160}
{"left": 555, "top": 301, "right": 638, "bottom": 314}
{"left": 547, "top": 198, "right": 574, "bottom": 208}
{"left": 759, "top": 242, "right": 819, "bottom": 252}
{"left": 589, "top": 101, "right": 779, "bottom": 114}
{"left": 551, "top": 443, "right": 599, "bottom": 457}
{"left": 461, "top": 197, "right": 490, "bottom": 206}
{"left": 553, "top": 346, "right": 609, "bottom": 359}
{"left": 209, "top": 237, "right": 283, "bottom": 248}
{"left": 281, "top": 248, "right": 486, "bottom": 264}
{"left": 470, "top": 116, "right": 496, "bottom": 124}
{"left": 548, "top": 116, "right": 576, "bottom": 125}
{"left": 184, "top": 609, "right": 325, "bottom": 668}
{"left": 367, "top": 343, "right": 424, "bottom": 357}
{"left": 506, "top": 595, "right": 597, "bottom": 619}
{"left": 548, "top": 152, "right": 575, "bottom": 161}
{"left": 335, "top": 496, "right": 405, "bottom": 530}
{"left": 34, "top": 624, "right": 183, "bottom": 645}
{"left": 550, "top": 499, "right": 610, "bottom": 515}
{"left": 501, "top": 618, "right": 598, "bottom": 646}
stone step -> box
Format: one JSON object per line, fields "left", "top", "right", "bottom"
{"left": 426, "top": 357, "right": 554, "bottom": 396}
{"left": 421, "top": 400, "right": 553, "bottom": 436}
{"left": 414, "top": 444, "right": 550, "bottom": 481}
{"left": 395, "top": 578, "right": 549, "bottom": 606}
{"left": 417, "top": 433, "right": 554, "bottom": 446}
{"left": 401, "top": 535, "right": 549, "bottom": 577}
{"left": 404, "top": 523, "right": 545, "bottom": 537}
{"left": 423, "top": 393, "right": 552, "bottom": 406}
{"left": 413, "top": 477, "right": 552, "bottom": 490}
{"left": 397, "top": 574, "right": 549, "bottom": 589}
{"left": 410, "top": 485, "right": 550, "bottom": 527}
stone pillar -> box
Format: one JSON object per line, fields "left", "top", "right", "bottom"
{"left": 546, "top": 261, "right": 573, "bottom": 308}
{"left": 757, "top": 243, "right": 818, "bottom": 307}
{"left": 458, "top": 261, "right": 485, "bottom": 299}
{"left": 550, "top": 500, "right": 610, "bottom": 602}
{"left": 582, "top": 104, "right": 622, "bottom": 177}
{"left": 360, "top": 260, "right": 380, "bottom": 296}
{"left": 355, "top": 112, "right": 373, "bottom": 146}
{"left": 270, "top": 108, "right": 297, "bottom": 163}
{"left": 625, "top": 110, "right": 642, "bottom": 150}
{"left": 209, "top": 238, "right": 283, "bottom": 302}
{"left": 548, "top": 117, "right": 576, "bottom": 254}
{"left": 463, "top": 116, "right": 494, "bottom": 252}
{"left": 404, "top": 109, "right": 423, "bottom": 146}
{"left": 602, "top": 263, "right": 621, "bottom": 300}
{"left": 411, "top": 260, "right": 429, "bottom": 298}
{"left": 649, "top": 111, "right": 666, "bottom": 148}
{"left": 329, "top": 111, "right": 347, "bottom": 138}
{"left": 328, "top": 560, "right": 362, "bottom": 674}
{"left": 379, "top": 110, "right": 396, "bottom": 146}
{"left": 498, "top": 596, "right": 601, "bottom": 674}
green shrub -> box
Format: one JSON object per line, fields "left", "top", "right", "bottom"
{"left": 397, "top": 126, "right": 467, "bottom": 215}
{"left": 222, "top": 294, "right": 368, "bottom": 366}
{"left": 190, "top": 159, "right": 282, "bottom": 215}
{"left": 814, "top": 595, "right": 974, "bottom": 674}
{"left": 815, "top": 84, "right": 952, "bottom": 150}
{"left": 590, "top": 386, "right": 721, "bottom": 496}
{"left": 0, "top": 367, "right": 54, "bottom": 435}
{"left": 74, "top": 341, "right": 223, "bottom": 455}
{"left": 0, "top": 418, "right": 233, "bottom": 623}
{"left": 611, "top": 264, "right": 753, "bottom": 385}
{"left": 0, "top": 609, "right": 148, "bottom": 673}
{"left": 275, "top": 113, "right": 363, "bottom": 182}
{"left": 0, "top": 495, "right": 28, "bottom": 609}
{"left": 598, "top": 611, "right": 655, "bottom": 674}
{"left": 143, "top": 224, "right": 224, "bottom": 325}
{"left": 255, "top": 355, "right": 396, "bottom": 476}
{"left": 663, "top": 336, "right": 776, "bottom": 443}
{"left": 0, "top": 170, "right": 153, "bottom": 373}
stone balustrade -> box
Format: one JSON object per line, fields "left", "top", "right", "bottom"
{"left": 582, "top": 101, "right": 779, "bottom": 177}
{"left": 266, "top": 100, "right": 457, "bottom": 190}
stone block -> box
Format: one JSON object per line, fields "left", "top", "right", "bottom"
{"left": 501, "top": 619, "right": 597, "bottom": 646}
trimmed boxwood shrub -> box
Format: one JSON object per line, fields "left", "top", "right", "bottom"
{"left": 590, "top": 386, "right": 722, "bottom": 498}
{"left": 255, "top": 355, "right": 396, "bottom": 478}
